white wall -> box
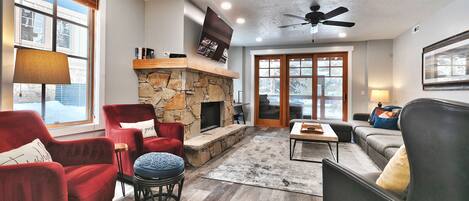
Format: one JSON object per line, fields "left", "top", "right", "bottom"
{"left": 233, "top": 40, "right": 393, "bottom": 122}
{"left": 104, "top": 0, "right": 144, "bottom": 104}
{"left": 393, "top": 0, "right": 469, "bottom": 105}
{"left": 145, "top": 0, "right": 185, "bottom": 54}
{"left": 228, "top": 46, "right": 244, "bottom": 102}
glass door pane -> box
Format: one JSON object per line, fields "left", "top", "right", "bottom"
{"left": 316, "top": 55, "right": 345, "bottom": 120}
{"left": 289, "top": 57, "right": 313, "bottom": 120}
{"left": 258, "top": 58, "right": 281, "bottom": 120}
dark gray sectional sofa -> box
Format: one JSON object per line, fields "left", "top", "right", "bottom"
{"left": 350, "top": 113, "right": 403, "bottom": 169}
{"left": 290, "top": 112, "right": 404, "bottom": 170}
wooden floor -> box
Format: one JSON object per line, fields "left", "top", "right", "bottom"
{"left": 115, "top": 127, "right": 322, "bottom": 201}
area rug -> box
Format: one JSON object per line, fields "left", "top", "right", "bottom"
{"left": 203, "top": 135, "right": 379, "bottom": 196}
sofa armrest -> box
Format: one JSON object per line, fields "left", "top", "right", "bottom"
{"left": 353, "top": 113, "right": 370, "bottom": 121}
{"left": 48, "top": 137, "right": 115, "bottom": 166}
{"left": 158, "top": 122, "right": 184, "bottom": 142}
{"left": 322, "top": 159, "right": 401, "bottom": 201}
{"left": 0, "top": 162, "right": 67, "bottom": 201}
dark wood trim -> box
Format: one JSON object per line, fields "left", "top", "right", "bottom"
{"left": 254, "top": 52, "right": 349, "bottom": 127}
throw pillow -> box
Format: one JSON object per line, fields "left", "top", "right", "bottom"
{"left": 120, "top": 119, "right": 158, "bottom": 139}
{"left": 0, "top": 139, "right": 52, "bottom": 166}
{"left": 369, "top": 107, "right": 385, "bottom": 125}
{"left": 376, "top": 145, "right": 410, "bottom": 194}
{"left": 373, "top": 114, "right": 399, "bottom": 130}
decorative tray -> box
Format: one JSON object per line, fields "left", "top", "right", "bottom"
{"left": 301, "top": 122, "right": 324, "bottom": 134}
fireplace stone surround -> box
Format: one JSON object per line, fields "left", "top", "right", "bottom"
{"left": 137, "top": 69, "right": 235, "bottom": 140}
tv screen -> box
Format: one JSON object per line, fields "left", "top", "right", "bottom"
{"left": 196, "top": 7, "right": 233, "bottom": 63}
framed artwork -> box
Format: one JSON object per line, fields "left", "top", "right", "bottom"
{"left": 422, "top": 30, "right": 469, "bottom": 90}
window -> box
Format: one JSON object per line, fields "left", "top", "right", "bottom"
{"left": 13, "top": 0, "right": 94, "bottom": 125}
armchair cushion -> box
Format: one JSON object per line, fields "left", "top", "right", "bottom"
{"left": 65, "top": 164, "right": 117, "bottom": 201}
{"left": 0, "top": 139, "right": 52, "bottom": 165}
{"left": 48, "top": 138, "right": 115, "bottom": 166}
{"left": 120, "top": 119, "right": 158, "bottom": 138}
{"left": 143, "top": 137, "right": 184, "bottom": 157}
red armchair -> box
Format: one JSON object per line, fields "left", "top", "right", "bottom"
{"left": 103, "top": 104, "right": 184, "bottom": 178}
{"left": 0, "top": 111, "right": 117, "bottom": 201}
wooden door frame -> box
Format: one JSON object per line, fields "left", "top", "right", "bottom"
{"left": 254, "top": 52, "right": 349, "bottom": 127}
{"left": 313, "top": 52, "right": 349, "bottom": 121}
{"left": 254, "top": 55, "right": 287, "bottom": 127}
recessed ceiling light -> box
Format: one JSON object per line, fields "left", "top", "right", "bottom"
{"left": 256, "top": 37, "right": 263, "bottom": 42}
{"left": 338, "top": 33, "right": 347, "bottom": 38}
{"left": 236, "top": 18, "right": 245, "bottom": 24}
{"left": 221, "top": 2, "right": 232, "bottom": 10}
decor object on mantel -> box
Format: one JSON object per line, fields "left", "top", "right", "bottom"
{"left": 370, "top": 89, "right": 390, "bottom": 108}
{"left": 422, "top": 30, "right": 469, "bottom": 90}
{"left": 14, "top": 49, "right": 70, "bottom": 120}
{"left": 133, "top": 58, "right": 239, "bottom": 78}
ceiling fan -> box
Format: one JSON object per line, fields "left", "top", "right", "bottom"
{"left": 279, "top": 3, "right": 355, "bottom": 29}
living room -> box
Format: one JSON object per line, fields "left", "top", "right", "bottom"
{"left": 1, "top": 0, "right": 469, "bottom": 200}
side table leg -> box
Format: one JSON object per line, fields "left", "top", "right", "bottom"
{"left": 116, "top": 152, "right": 125, "bottom": 196}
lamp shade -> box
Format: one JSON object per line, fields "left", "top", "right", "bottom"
{"left": 370, "top": 89, "right": 390, "bottom": 103}
{"left": 14, "top": 49, "right": 71, "bottom": 84}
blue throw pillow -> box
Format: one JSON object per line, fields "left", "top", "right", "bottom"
{"left": 373, "top": 116, "right": 399, "bottom": 130}
{"left": 383, "top": 105, "right": 402, "bottom": 112}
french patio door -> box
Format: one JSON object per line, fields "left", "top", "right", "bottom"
{"left": 255, "top": 52, "right": 348, "bottom": 127}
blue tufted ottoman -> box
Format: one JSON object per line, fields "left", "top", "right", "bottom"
{"left": 133, "top": 152, "right": 185, "bottom": 201}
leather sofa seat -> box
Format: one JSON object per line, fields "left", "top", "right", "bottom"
{"left": 349, "top": 120, "right": 371, "bottom": 130}
{"left": 383, "top": 147, "right": 399, "bottom": 160}
{"left": 355, "top": 127, "right": 402, "bottom": 141}
{"left": 366, "top": 135, "right": 403, "bottom": 154}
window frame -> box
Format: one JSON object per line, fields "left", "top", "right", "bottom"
{"left": 14, "top": 0, "right": 95, "bottom": 128}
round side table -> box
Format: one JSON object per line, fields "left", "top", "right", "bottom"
{"left": 114, "top": 143, "right": 128, "bottom": 196}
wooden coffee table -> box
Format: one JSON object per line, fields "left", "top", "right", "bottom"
{"left": 290, "top": 122, "right": 339, "bottom": 163}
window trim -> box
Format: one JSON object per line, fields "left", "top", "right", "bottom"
{"left": 13, "top": 0, "right": 95, "bottom": 127}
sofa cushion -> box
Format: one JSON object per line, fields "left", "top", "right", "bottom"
{"left": 64, "top": 164, "right": 117, "bottom": 201}
{"left": 367, "top": 135, "right": 404, "bottom": 154}
{"left": 354, "top": 127, "right": 402, "bottom": 140}
{"left": 384, "top": 147, "right": 400, "bottom": 160}
{"left": 350, "top": 120, "right": 371, "bottom": 130}
{"left": 143, "top": 137, "right": 183, "bottom": 156}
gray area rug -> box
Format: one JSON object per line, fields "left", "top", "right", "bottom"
{"left": 204, "top": 135, "right": 379, "bottom": 196}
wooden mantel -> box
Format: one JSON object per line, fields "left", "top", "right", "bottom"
{"left": 133, "top": 58, "right": 239, "bottom": 79}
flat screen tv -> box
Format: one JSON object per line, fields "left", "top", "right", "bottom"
{"left": 196, "top": 7, "right": 233, "bottom": 63}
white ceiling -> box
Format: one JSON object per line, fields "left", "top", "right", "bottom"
{"left": 190, "top": 0, "right": 453, "bottom": 46}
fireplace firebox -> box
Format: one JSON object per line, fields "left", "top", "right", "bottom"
{"left": 200, "top": 102, "right": 222, "bottom": 132}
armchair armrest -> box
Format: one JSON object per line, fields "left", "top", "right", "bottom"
{"left": 107, "top": 128, "right": 144, "bottom": 155}
{"left": 158, "top": 122, "right": 184, "bottom": 142}
{"left": 322, "top": 159, "right": 401, "bottom": 201}
{"left": 48, "top": 137, "right": 115, "bottom": 166}
{"left": 0, "top": 162, "right": 67, "bottom": 201}
{"left": 353, "top": 113, "right": 370, "bottom": 121}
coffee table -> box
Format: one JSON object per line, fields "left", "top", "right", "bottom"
{"left": 290, "top": 122, "right": 339, "bottom": 163}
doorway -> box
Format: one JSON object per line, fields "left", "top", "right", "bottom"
{"left": 255, "top": 52, "right": 348, "bottom": 127}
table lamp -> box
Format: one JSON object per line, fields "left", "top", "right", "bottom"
{"left": 14, "top": 49, "right": 71, "bottom": 120}
{"left": 370, "top": 89, "right": 390, "bottom": 108}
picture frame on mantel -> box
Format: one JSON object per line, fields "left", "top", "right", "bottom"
{"left": 422, "top": 30, "right": 469, "bottom": 91}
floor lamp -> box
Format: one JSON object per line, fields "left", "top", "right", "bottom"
{"left": 13, "top": 49, "right": 71, "bottom": 120}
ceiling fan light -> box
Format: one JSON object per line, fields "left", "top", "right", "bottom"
{"left": 221, "top": 2, "right": 232, "bottom": 10}
{"left": 310, "top": 26, "right": 319, "bottom": 34}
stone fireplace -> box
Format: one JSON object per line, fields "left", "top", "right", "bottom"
{"left": 200, "top": 101, "right": 223, "bottom": 132}
{"left": 136, "top": 68, "right": 234, "bottom": 140}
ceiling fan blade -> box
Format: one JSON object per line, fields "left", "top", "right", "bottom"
{"left": 322, "top": 20, "right": 355, "bottom": 27}
{"left": 323, "top": 7, "right": 349, "bottom": 19}
{"left": 278, "top": 22, "right": 310, "bottom": 28}
{"left": 283, "top": 14, "right": 307, "bottom": 21}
